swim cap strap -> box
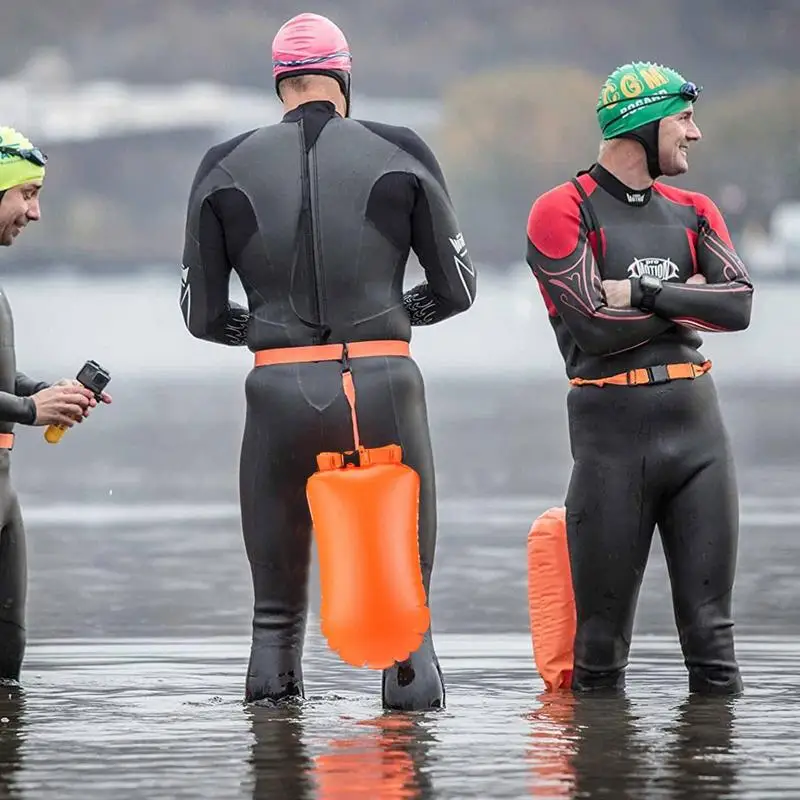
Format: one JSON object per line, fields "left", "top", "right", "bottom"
{"left": 275, "top": 68, "right": 351, "bottom": 116}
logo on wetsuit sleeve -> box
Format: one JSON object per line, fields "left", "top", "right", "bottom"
{"left": 448, "top": 231, "right": 475, "bottom": 305}
{"left": 180, "top": 263, "right": 192, "bottom": 323}
{"left": 627, "top": 257, "right": 679, "bottom": 280}
{"left": 449, "top": 232, "right": 467, "bottom": 256}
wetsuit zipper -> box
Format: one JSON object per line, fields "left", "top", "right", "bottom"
{"left": 298, "top": 119, "right": 328, "bottom": 344}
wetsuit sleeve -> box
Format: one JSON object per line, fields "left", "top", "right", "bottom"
{"left": 0, "top": 392, "right": 36, "bottom": 424}
{"left": 631, "top": 196, "right": 753, "bottom": 332}
{"left": 401, "top": 131, "right": 476, "bottom": 326}
{"left": 14, "top": 372, "right": 49, "bottom": 396}
{"left": 526, "top": 187, "right": 673, "bottom": 356}
{"left": 180, "top": 150, "right": 249, "bottom": 346}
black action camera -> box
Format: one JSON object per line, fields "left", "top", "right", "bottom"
{"left": 76, "top": 360, "right": 111, "bottom": 399}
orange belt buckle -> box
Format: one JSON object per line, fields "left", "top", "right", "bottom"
{"left": 633, "top": 365, "right": 669, "bottom": 385}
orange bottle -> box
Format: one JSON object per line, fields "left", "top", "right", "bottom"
{"left": 44, "top": 424, "right": 68, "bottom": 444}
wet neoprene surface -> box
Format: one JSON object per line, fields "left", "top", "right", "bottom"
{"left": 0, "top": 287, "right": 46, "bottom": 679}
{"left": 526, "top": 164, "right": 753, "bottom": 695}
{"left": 180, "top": 100, "right": 475, "bottom": 708}
{"left": 565, "top": 375, "right": 742, "bottom": 694}
{"left": 0, "top": 289, "right": 44, "bottom": 426}
{"left": 240, "top": 356, "right": 445, "bottom": 707}
{"left": 180, "top": 100, "right": 475, "bottom": 347}
{"left": 526, "top": 164, "right": 753, "bottom": 381}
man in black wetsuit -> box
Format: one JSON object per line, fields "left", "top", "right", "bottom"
{"left": 179, "top": 12, "right": 476, "bottom": 709}
{"left": 526, "top": 62, "right": 753, "bottom": 695}
{"left": 0, "top": 126, "right": 105, "bottom": 680}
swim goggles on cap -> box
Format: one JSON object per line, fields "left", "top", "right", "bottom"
{"left": 677, "top": 81, "right": 702, "bottom": 101}
{"left": 597, "top": 81, "right": 703, "bottom": 114}
{"left": 0, "top": 145, "right": 48, "bottom": 167}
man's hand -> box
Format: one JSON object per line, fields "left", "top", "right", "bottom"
{"left": 602, "top": 279, "right": 633, "bottom": 309}
{"left": 55, "top": 379, "right": 113, "bottom": 415}
{"left": 31, "top": 384, "right": 94, "bottom": 427}
{"left": 686, "top": 273, "right": 707, "bottom": 285}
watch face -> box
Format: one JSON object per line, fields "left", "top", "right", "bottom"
{"left": 641, "top": 275, "right": 661, "bottom": 291}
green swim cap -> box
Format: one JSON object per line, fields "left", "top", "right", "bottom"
{"left": 596, "top": 62, "right": 701, "bottom": 140}
{"left": 0, "top": 127, "right": 46, "bottom": 192}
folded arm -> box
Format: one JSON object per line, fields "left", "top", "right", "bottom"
{"left": 526, "top": 186, "right": 673, "bottom": 356}
{"left": 632, "top": 194, "right": 753, "bottom": 332}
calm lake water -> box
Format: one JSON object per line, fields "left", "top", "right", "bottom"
{"left": 0, "top": 272, "right": 797, "bottom": 798}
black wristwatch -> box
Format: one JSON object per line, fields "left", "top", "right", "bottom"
{"left": 638, "top": 275, "right": 663, "bottom": 311}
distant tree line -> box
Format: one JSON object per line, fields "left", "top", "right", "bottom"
{"left": 2, "top": 0, "right": 798, "bottom": 99}
{"left": 3, "top": 1, "right": 798, "bottom": 268}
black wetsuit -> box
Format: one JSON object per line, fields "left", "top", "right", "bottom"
{"left": 526, "top": 164, "right": 753, "bottom": 694}
{"left": 180, "top": 100, "right": 476, "bottom": 709}
{"left": 0, "top": 287, "right": 49, "bottom": 681}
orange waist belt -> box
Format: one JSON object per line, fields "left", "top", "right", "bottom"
{"left": 570, "top": 360, "right": 712, "bottom": 388}
{"left": 0, "top": 433, "right": 13, "bottom": 450}
{"left": 254, "top": 339, "right": 410, "bottom": 368}
{"left": 254, "top": 339, "right": 411, "bottom": 472}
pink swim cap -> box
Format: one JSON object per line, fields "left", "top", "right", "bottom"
{"left": 272, "top": 13, "right": 351, "bottom": 81}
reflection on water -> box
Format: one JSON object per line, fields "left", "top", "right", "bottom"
{"left": 526, "top": 692, "right": 739, "bottom": 800}
{"left": 663, "top": 695, "right": 738, "bottom": 800}
{"left": 7, "top": 635, "right": 800, "bottom": 799}
{"left": 249, "top": 704, "right": 316, "bottom": 800}
{"left": 527, "top": 693, "right": 650, "bottom": 800}
{"left": 313, "top": 713, "right": 434, "bottom": 799}
{"left": 247, "top": 700, "right": 439, "bottom": 799}
{"left": 0, "top": 684, "right": 24, "bottom": 799}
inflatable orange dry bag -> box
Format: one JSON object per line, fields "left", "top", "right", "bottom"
{"left": 527, "top": 506, "right": 576, "bottom": 691}
{"left": 306, "top": 348, "right": 429, "bottom": 669}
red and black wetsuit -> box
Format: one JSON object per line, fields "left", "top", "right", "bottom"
{"left": 526, "top": 163, "right": 753, "bottom": 695}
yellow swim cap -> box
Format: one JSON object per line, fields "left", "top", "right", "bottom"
{"left": 0, "top": 127, "right": 47, "bottom": 192}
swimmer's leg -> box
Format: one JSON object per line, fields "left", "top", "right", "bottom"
{"left": 351, "top": 358, "right": 445, "bottom": 711}
{"left": 566, "top": 457, "right": 657, "bottom": 692}
{"left": 659, "top": 453, "right": 743, "bottom": 696}
{"left": 240, "top": 401, "right": 313, "bottom": 705}
{"left": 0, "top": 493, "right": 26, "bottom": 682}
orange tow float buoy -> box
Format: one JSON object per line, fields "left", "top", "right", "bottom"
{"left": 306, "top": 349, "right": 429, "bottom": 669}
{"left": 527, "top": 506, "right": 576, "bottom": 691}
